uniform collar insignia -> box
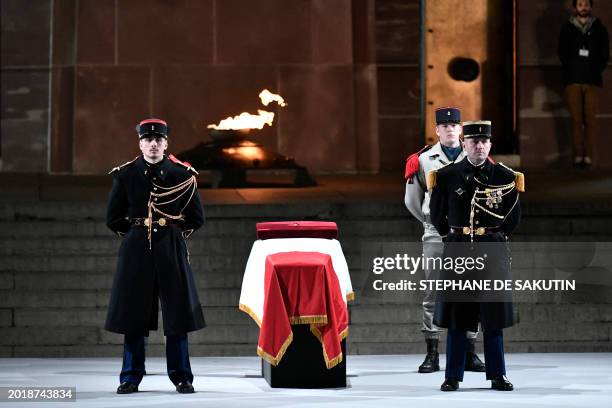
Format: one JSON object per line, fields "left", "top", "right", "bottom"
{"left": 157, "top": 157, "right": 171, "bottom": 181}
{"left": 137, "top": 155, "right": 170, "bottom": 181}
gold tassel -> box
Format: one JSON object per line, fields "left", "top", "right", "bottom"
{"left": 426, "top": 170, "right": 437, "bottom": 190}
{"left": 346, "top": 291, "right": 356, "bottom": 302}
{"left": 514, "top": 172, "right": 525, "bottom": 192}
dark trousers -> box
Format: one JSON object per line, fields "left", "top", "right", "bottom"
{"left": 445, "top": 329, "right": 505, "bottom": 381}
{"left": 120, "top": 334, "right": 193, "bottom": 386}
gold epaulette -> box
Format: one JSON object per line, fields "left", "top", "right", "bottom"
{"left": 514, "top": 171, "right": 525, "bottom": 192}
{"left": 426, "top": 170, "right": 437, "bottom": 191}
{"left": 426, "top": 162, "right": 452, "bottom": 190}
{"left": 499, "top": 163, "right": 525, "bottom": 192}
{"left": 108, "top": 156, "right": 138, "bottom": 174}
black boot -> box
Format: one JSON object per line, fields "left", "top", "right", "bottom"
{"left": 465, "top": 339, "right": 486, "bottom": 372}
{"left": 418, "top": 339, "right": 440, "bottom": 373}
{"left": 176, "top": 380, "right": 195, "bottom": 394}
{"left": 440, "top": 378, "right": 459, "bottom": 391}
{"left": 491, "top": 375, "right": 514, "bottom": 391}
{"left": 117, "top": 382, "right": 138, "bottom": 394}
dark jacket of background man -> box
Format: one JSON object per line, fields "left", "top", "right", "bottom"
{"left": 558, "top": 16, "right": 609, "bottom": 87}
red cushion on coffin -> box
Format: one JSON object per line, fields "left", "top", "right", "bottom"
{"left": 256, "top": 221, "right": 338, "bottom": 239}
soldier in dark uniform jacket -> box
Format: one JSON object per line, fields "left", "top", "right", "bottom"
{"left": 428, "top": 120, "right": 524, "bottom": 392}
{"left": 106, "top": 118, "right": 205, "bottom": 394}
{"left": 404, "top": 107, "right": 485, "bottom": 374}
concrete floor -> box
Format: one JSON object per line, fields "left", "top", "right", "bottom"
{"left": 0, "top": 354, "right": 611, "bottom": 407}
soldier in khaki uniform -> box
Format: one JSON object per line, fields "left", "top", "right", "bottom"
{"left": 404, "top": 107, "right": 485, "bottom": 373}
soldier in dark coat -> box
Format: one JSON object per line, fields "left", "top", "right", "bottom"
{"left": 105, "top": 118, "right": 205, "bottom": 394}
{"left": 428, "top": 120, "right": 524, "bottom": 392}
{"left": 404, "top": 107, "right": 485, "bottom": 374}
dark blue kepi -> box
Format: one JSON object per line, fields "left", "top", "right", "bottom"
{"left": 435, "top": 107, "right": 461, "bottom": 124}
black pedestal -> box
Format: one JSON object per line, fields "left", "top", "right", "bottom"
{"left": 262, "top": 324, "right": 347, "bottom": 388}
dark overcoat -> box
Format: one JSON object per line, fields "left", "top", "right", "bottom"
{"left": 429, "top": 158, "right": 521, "bottom": 332}
{"left": 105, "top": 155, "right": 206, "bottom": 336}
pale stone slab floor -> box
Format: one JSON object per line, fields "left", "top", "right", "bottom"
{"left": 0, "top": 354, "right": 611, "bottom": 408}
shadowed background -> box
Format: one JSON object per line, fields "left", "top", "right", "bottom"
{"left": 2, "top": 0, "right": 611, "bottom": 174}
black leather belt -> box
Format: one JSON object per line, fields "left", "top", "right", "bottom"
{"left": 130, "top": 217, "right": 181, "bottom": 227}
{"left": 450, "top": 226, "right": 503, "bottom": 236}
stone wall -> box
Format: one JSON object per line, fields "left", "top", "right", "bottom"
{"left": 1, "top": 0, "right": 51, "bottom": 172}
{"left": 1, "top": 199, "right": 611, "bottom": 357}
{"left": 2, "top": 0, "right": 379, "bottom": 174}
{"left": 2, "top": 0, "right": 611, "bottom": 174}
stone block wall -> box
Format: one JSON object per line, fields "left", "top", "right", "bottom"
{"left": 1, "top": 198, "right": 611, "bottom": 357}
{"left": 2, "top": 0, "right": 380, "bottom": 174}
{"left": 2, "top": 0, "right": 612, "bottom": 173}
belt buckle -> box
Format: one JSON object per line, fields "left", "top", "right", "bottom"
{"left": 158, "top": 218, "right": 167, "bottom": 226}
{"left": 462, "top": 227, "right": 471, "bottom": 235}
{"left": 475, "top": 227, "right": 485, "bottom": 235}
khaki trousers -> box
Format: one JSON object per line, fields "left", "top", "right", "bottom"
{"left": 564, "top": 84, "right": 600, "bottom": 159}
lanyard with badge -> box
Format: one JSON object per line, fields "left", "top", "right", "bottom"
{"left": 579, "top": 30, "right": 590, "bottom": 58}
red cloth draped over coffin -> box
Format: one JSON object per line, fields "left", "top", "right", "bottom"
{"left": 257, "top": 251, "right": 349, "bottom": 369}
{"left": 256, "top": 221, "right": 338, "bottom": 240}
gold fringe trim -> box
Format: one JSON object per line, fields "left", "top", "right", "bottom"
{"left": 289, "top": 315, "right": 328, "bottom": 325}
{"left": 426, "top": 170, "right": 437, "bottom": 190}
{"left": 346, "top": 291, "right": 356, "bottom": 302}
{"left": 257, "top": 332, "right": 293, "bottom": 366}
{"left": 339, "top": 326, "right": 349, "bottom": 341}
{"left": 238, "top": 303, "right": 262, "bottom": 327}
{"left": 309, "top": 325, "right": 346, "bottom": 369}
{"left": 514, "top": 171, "right": 525, "bottom": 192}
{"left": 324, "top": 352, "right": 343, "bottom": 370}
{"left": 242, "top": 305, "right": 349, "bottom": 368}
